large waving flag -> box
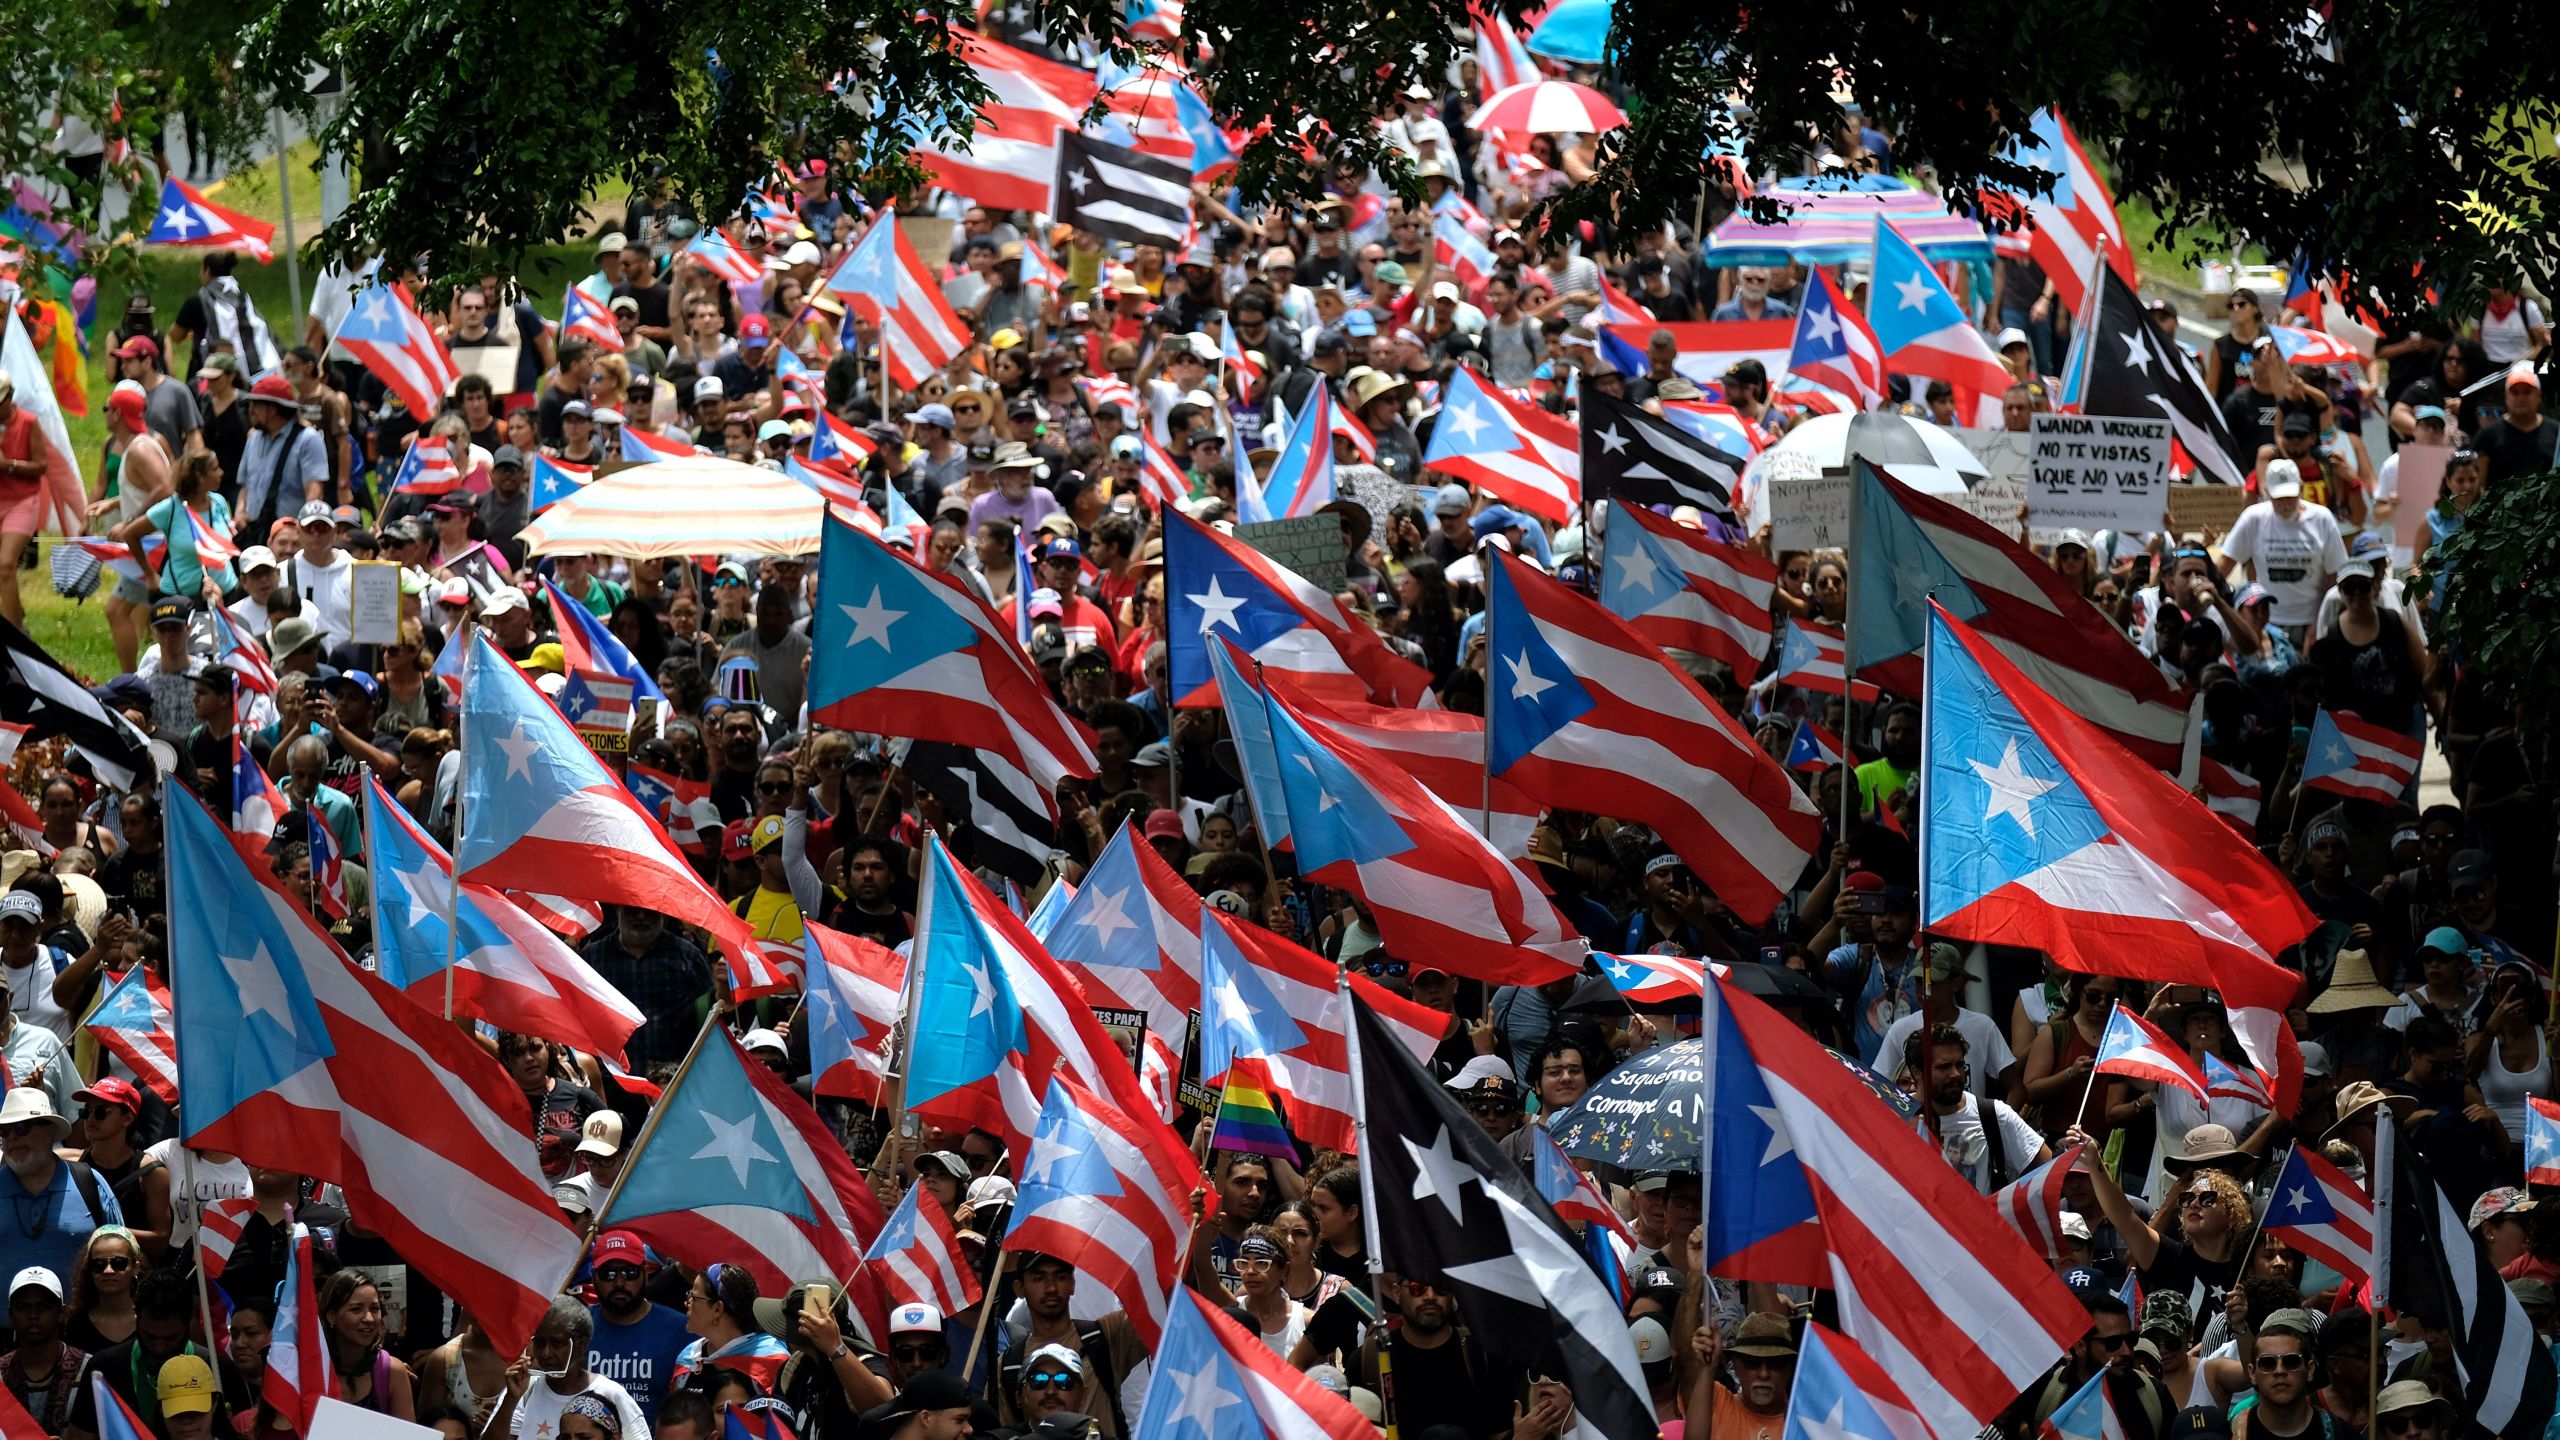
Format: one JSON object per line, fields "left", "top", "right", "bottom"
{"left": 1212, "top": 642, "right": 1584, "bottom": 985}
{"left": 1034, "top": 822, "right": 1203, "bottom": 1121}
{"left": 1919, "top": 603, "right": 2312, "bottom": 1111}
{"left": 825, "top": 213, "right": 970, "bottom": 389}
{"left": 539, "top": 576, "right": 667, "bottom": 703}
{"left": 164, "top": 784, "right": 581, "bottom": 1353}
{"left": 598, "top": 1025, "right": 889, "bottom": 1300}
{"left": 1162, "top": 508, "right": 1432, "bottom": 708}
{"left": 1597, "top": 501, "right": 1777, "bottom": 674}
{"left": 1528, "top": 1122, "right": 1635, "bottom": 1241}
{"left": 810, "top": 513, "right": 1096, "bottom": 805}
{"left": 1197, "top": 908, "right": 1443, "bottom": 1154}
{"left": 803, "top": 921, "right": 906, "bottom": 1105}
{"left": 2091, "top": 1003, "right": 2211, "bottom": 1104}
{"left": 1869, "top": 219, "right": 2012, "bottom": 406}
{"left": 210, "top": 607, "right": 277, "bottom": 695}
{"left": 1788, "top": 718, "right": 1846, "bottom": 772}
{"left": 1786, "top": 267, "right": 1885, "bottom": 408}
{"left": 1699, "top": 968, "right": 2084, "bottom": 1438}
{"left": 1002, "top": 1074, "right": 1200, "bottom": 1347}
{"left": 1129, "top": 1289, "right": 1374, "bottom": 1440}
{"left": 363, "top": 776, "right": 643, "bottom": 1063}
{"left": 1849, "top": 462, "right": 2192, "bottom": 767}
{"left": 144, "top": 177, "right": 276, "bottom": 261}
{"left": 332, "top": 282, "right": 460, "bottom": 423}
{"left": 1485, "top": 553, "right": 1818, "bottom": 924}
{"left": 865, "top": 1182, "right": 980, "bottom": 1316}
{"left": 1286, "top": 683, "right": 1542, "bottom": 857}
{"left": 1260, "top": 383, "right": 1336, "bottom": 518}
{"left": 456, "top": 632, "right": 755, "bottom": 967}
{"left": 2262, "top": 1142, "right": 2375, "bottom": 1282}
{"left": 86, "top": 965, "right": 179, "bottom": 1105}
{"left": 1984, "top": 110, "right": 2136, "bottom": 316}
{"left": 1421, "top": 366, "right": 1581, "bottom": 524}
{"left": 904, "top": 835, "right": 1179, "bottom": 1158}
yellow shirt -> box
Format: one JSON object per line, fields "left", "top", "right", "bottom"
{"left": 737, "top": 884, "right": 805, "bottom": 946}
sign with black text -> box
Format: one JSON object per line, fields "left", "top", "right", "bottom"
{"left": 2028, "top": 414, "right": 2170, "bottom": 533}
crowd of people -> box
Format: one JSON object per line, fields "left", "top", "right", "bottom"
{"left": 0, "top": 27, "right": 2554, "bottom": 1440}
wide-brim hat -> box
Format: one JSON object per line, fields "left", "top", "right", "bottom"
{"left": 0, "top": 1088, "right": 70, "bottom": 1142}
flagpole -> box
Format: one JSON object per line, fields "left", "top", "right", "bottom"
{"left": 1838, "top": 459, "right": 1863, "bottom": 845}
{"left": 1336, "top": 968, "right": 1386, "bottom": 1282}
{"left": 444, "top": 618, "right": 477, "bottom": 1019}
{"left": 192, "top": 1217, "right": 221, "bottom": 1351}
{"left": 959, "top": 1252, "right": 1013, "bottom": 1383}
{"left": 2229, "top": 1143, "right": 2287, "bottom": 1282}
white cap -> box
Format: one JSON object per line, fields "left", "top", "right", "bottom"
{"left": 481, "top": 587, "right": 531, "bottom": 617}
{"left": 1628, "top": 1316, "right": 1672, "bottom": 1365}
{"left": 1431, "top": 281, "right": 1461, "bottom": 303}
{"left": 890, "top": 1302, "right": 944, "bottom": 1335}
{"left": 2060, "top": 1212, "right": 2092, "bottom": 1242}
{"left": 1995, "top": 326, "right": 2031, "bottom": 351}
{"left": 8, "top": 1266, "right": 60, "bottom": 1301}
{"left": 237, "top": 545, "right": 279, "bottom": 574}
{"left": 783, "top": 240, "right": 823, "bottom": 267}
{"left": 694, "top": 376, "right": 726, "bottom": 401}
{"left": 575, "top": 1110, "right": 625, "bottom": 1158}
{"left": 2261, "top": 457, "right": 2303, "bottom": 500}
{"left": 1445, "top": 1054, "right": 1512, "bottom": 1090}
{"left": 592, "top": 407, "right": 628, "bottom": 425}
{"left": 741, "top": 1027, "right": 788, "bottom": 1056}
{"left": 535, "top": 672, "right": 569, "bottom": 697}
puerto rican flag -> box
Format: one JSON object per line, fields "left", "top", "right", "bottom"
{"left": 1657, "top": 397, "right": 1768, "bottom": 456}
{"left": 1980, "top": 110, "right": 2136, "bottom": 317}
{"left": 1126, "top": 0, "right": 1184, "bottom": 42}
{"left": 625, "top": 765, "right": 719, "bottom": 852}
{"left": 1597, "top": 501, "right": 1776, "bottom": 674}
{"left": 305, "top": 806, "right": 348, "bottom": 918}
{"left": 1220, "top": 317, "right": 1265, "bottom": 400}
{"left": 1596, "top": 318, "right": 1795, "bottom": 394}
{"left": 1597, "top": 274, "right": 1655, "bottom": 326}
{"left": 1002, "top": 1073, "right": 1201, "bottom": 1346}
{"left": 1787, "top": 267, "right": 1886, "bottom": 408}
{"left": 2301, "top": 708, "right": 2422, "bottom": 804}
{"left": 0, "top": 722, "right": 26, "bottom": 767}
{"left": 1486, "top": 554, "right": 1819, "bottom": 926}
{"left": 2199, "top": 757, "right": 2262, "bottom": 834}
{"left": 912, "top": 28, "right": 1096, "bottom": 214}
{"left": 825, "top": 212, "right": 971, "bottom": 390}
{"left": 389, "top": 435, "right": 464, "bottom": 494}
{"left": 1138, "top": 1291, "right": 1375, "bottom": 1440}
{"left": 788, "top": 455, "right": 874, "bottom": 522}
{"left": 1136, "top": 428, "right": 1190, "bottom": 508}
{"left": 2203, "top": 1052, "right": 2275, "bottom": 1108}
{"left": 1162, "top": 508, "right": 1433, "bottom": 708}
{"left": 1211, "top": 644, "right": 1585, "bottom": 986}
{"left": 1420, "top": 365, "right": 1580, "bottom": 524}
{"left": 85, "top": 965, "right": 180, "bottom": 1105}
{"left": 2264, "top": 322, "right": 2363, "bottom": 369}
{"left": 560, "top": 285, "right": 624, "bottom": 350}
{"left": 2091, "top": 1003, "right": 2210, "bottom": 1103}
{"left": 197, "top": 1195, "right": 257, "bottom": 1280}
{"left": 809, "top": 409, "right": 880, "bottom": 468}
{"left": 528, "top": 455, "right": 592, "bottom": 514}
{"left": 230, "top": 735, "right": 288, "bottom": 837}
{"left": 1259, "top": 381, "right": 1334, "bottom": 518}
{"left": 1528, "top": 1121, "right": 1636, "bottom": 1241}
{"left": 684, "top": 227, "right": 765, "bottom": 288}
{"left": 732, "top": 940, "right": 806, "bottom": 1002}
{"left": 1473, "top": 17, "right": 1540, "bottom": 97}
{"left": 1079, "top": 373, "right": 1139, "bottom": 421}
{"left": 257, "top": 1222, "right": 330, "bottom": 1431}
{"left": 143, "top": 177, "right": 275, "bottom": 261}
{"left": 1869, "top": 218, "right": 2013, "bottom": 409}
{"left": 1992, "top": 1142, "right": 2085, "bottom": 1260}
{"left": 543, "top": 575, "right": 666, "bottom": 702}
{"left": 1788, "top": 718, "right": 1846, "bottom": 772}
{"left": 1197, "top": 906, "right": 1444, "bottom": 1155}
{"left": 1594, "top": 949, "right": 1711, "bottom": 1006}
{"left": 557, "top": 668, "right": 636, "bottom": 733}
{"left": 804, "top": 922, "right": 906, "bottom": 1105}
{"left": 2041, "top": 1367, "right": 2133, "bottom": 1440}
{"left": 1288, "top": 685, "right": 1543, "bottom": 858}
{"left": 187, "top": 507, "right": 242, "bottom": 568}
{"left": 619, "top": 424, "right": 698, "bottom": 464}
{"left": 864, "top": 1182, "right": 980, "bottom": 1314}
{"left": 1034, "top": 822, "right": 1203, "bottom": 1122}
{"left": 2260, "top": 1142, "right": 2374, "bottom": 1282}
{"left": 332, "top": 281, "right": 461, "bottom": 424}
{"left": 2526, "top": 1097, "right": 2560, "bottom": 1187}
{"left": 209, "top": 608, "right": 276, "bottom": 695}
{"left": 1434, "top": 212, "right": 1500, "bottom": 291}
{"left": 1773, "top": 619, "right": 1880, "bottom": 700}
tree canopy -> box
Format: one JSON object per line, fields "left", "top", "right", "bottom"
{"left": 15, "top": 0, "right": 2560, "bottom": 313}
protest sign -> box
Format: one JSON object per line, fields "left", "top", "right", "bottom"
{"left": 1768, "top": 475, "right": 1850, "bottom": 552}
{"left": 2028, "top": 414, "right": 2170, "bottom": 532}
{"left": 1238, "top": 515, "right": 1346, "bottom": 592}
{"left": 2389, "top": 443, "right": 2453, "bottom": 567}
{"left": 347, "top": 562, "right": 404, "bottom": 646}
{"left": 2164, "top": 484, "right": 2254, "bottom": 540}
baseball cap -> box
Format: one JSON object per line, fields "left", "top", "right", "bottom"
{"left": 2411, "top": 404, "right": 2449, "bottom": 425}
{"left": 1132, "top": 739, "right": 1173, "bottom": 771}
{"left": 575, "top": 1110, "right": 625, "bottom": 1158}
{"left": 2447, "top": 850, "right": 2495, "bottom": 894}
{"left": 915, "top": 1151, "right": 971, "bottom": 1183}
{"left": 607, "top": 296, "right": 639, "bottom": 317}
{"left": 1433, "top": 481, "right": 1472, "bottom": 517}
{"left": 914, "top": 402, "right": 957, "bottom": 430}
{"left": 149, "top": 597, "right": 191, "bottom": 629}
{"left": 1431, "top": 281, "right": 1461, "bottom": 303}
{"left": 2257, "top": 1307, "right": 2318, "bottom": 1338}
{"left": 890, "top": 1302, "right": 945, "bottom": 1336}
{"left": 298, "top": 499, "right": 339, "bottom": 527}
{"left": 694, "top": 376, "right": 726, "bottom": 402}
{"left": 740, "top": 1027, "right": 789, "bottom": 1056}
{"left": 738, "top": 315, "right": 772, "bottom": 349}
{"left": 237, "top": 545, "right": 279, "bottom": 574}
{"left": 2508, "top": 361, "right": 2540, "bottom": 391}
{"left": 2170, "top": 1406, "right": 2232, "bottom": 1440}
{"left": 750, "top": 815, "right": 788, "bottom": 854}
{"left": 157, "top": 1355, "right": 218, "bottom": 1416}
{"left": 0, "top": 893, "right": 41, "bottom": 925}
{"left": 112, "top": 335, "right": 160, "bottom": 362}
{"left": 1142, "top": 809, "right": 1185, "bottom": 841}
{"left": 481, "top": 587, "right": 531, "bottom": 617}
{"left": 757, "top": 419, "right": 794, "bottom": 444}
{"left": 7, "top": 1266, "right": 59, "bottom": 1301}
{"left": 721, "top": 819, "right": 756, "bottom": 863}
{"left": 1028, "top": 588, "right": 1064, "bottom": 620}
{"left": 1994, "top": 327, "right": 2030, "bottom": 351}
{"left": 590, "top": 1230, "right": 651, "bottom": 1269}
{"left": 2261, "top": 458, "right": 2303, "bottom": 500}
{"left": 73, "top": 1077, "right": 143, "bottom": 1114}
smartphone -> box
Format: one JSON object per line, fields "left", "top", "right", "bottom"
{"left": 802, "top": 1284, "right": 834, "bottom": 1318}
{"left": 2131, "top": 554, "right": 2153, "bottom": 587}
{"left": 1759, "top": 945, "right": 1783, "bottom": 965}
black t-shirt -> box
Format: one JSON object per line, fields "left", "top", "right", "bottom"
{"left": 2394, "top": 374, "right": 2495, "bottom": 438}
{"left": 2218, "top": 385, "right": 2277, "bottom": 474}
{"left": 1382, "top": 1333, "right": 1503, "bottom": 1437}
{"left": 533, "top": 1078, "right": 604, "bottom": 1179}
{"left": 613, "top": 283, "right": 673, "bottom": 336}
{"left": 2470, "top": 414, "right": 2559, "bottom": 484}
{"left": 199, "top": 392, "right": 250, "bottom": 505}
{"left": 98, "top": 844, "right": 167, "bottom": 924}
{"left": 2139, "top": 1233, "right": 2242, "bottom": 1320}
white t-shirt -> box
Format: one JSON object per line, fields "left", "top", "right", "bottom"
{"left": 2220, "top": 501, "right": 2349, "bottom": 626}
{"left": 510, "top": 1373, "right": 647, "bottom": 1440}
{"left": 2311, "top": 577, "right": 2427, "bottom": 645}
{"left": 1930, "top": 1094, "right": 2045, "bottom": 1193}
{"left": 2480, "top": 299, "right": 2547, "bottom": 364}
{"left": 2, "top": 948, "right": 69, "bottom": 1042}
{"left": 293, "top": 551, "right": 355, "bottom": 644}
{"left": 1872, "top": 1007, "right": 2018, "bottom": 1102}
{"left": 142, "top": 1139, "right": 253, "bottom": 1248}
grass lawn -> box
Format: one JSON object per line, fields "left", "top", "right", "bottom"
{"left": 23, "top": 543, "right": 121, "bottom": 683}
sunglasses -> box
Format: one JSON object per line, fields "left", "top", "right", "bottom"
{"left": 891, "top": 1342, "right": 943, "bottom": 1360}
{"left": 81, "top": 1104, "right": 124, "bottom": 1121}
{"left": 2087, "top": 1332, "right": 2130, "bottom": 1351}
{"left": 1467, "top": 1100, "right": 1518, "bottom": 1117}
{"left": 757, "top": 781, "right": 793, "bottom": 794}
{"left": 2380, "top": 1416, "right": 2431, "bottom": 1436}
{"left": 2253, "top": 1353, "right": 2307, "bottom": 1373}
{"left": 1025, "top": 1371, "right": 1077, "bottom": 1390}
{"left": 89, "top": 1256, "right": 132, "bottom": 1274}
{"left": 594, "top": 1266, "right": 645, "bottom": 1283}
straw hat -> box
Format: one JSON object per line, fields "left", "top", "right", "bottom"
{"left": 2305, "top": 948, "right": 2397, "bottom": 1015}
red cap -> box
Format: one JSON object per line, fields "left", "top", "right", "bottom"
{"left": 738, "top": 314, "right": 772, "bottom": 340}
{"left": 590, "top": 1231, "right": 653, "bottom": 1268}
{"left": 249, "top": 374, "right": 296, "bottom": 403}
{"left": 1142, "top": 809, "right": 1186, "bottom": 841}
{"left": 1843, "top": 870, "right": 1885, "bottom": 892}
{"left": 722, "top": 818, "right": 755, "bottom": 863}
{"left": 74, "top": 1077, "right": 143, "bottom": 1113}
{"left": 105, "top": 387, "right": 147, "bottom": 420}
{"left": 111, "top": 336, "right": 159, "bottom": 362}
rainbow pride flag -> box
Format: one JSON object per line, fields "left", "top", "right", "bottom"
{"left": 1210, "top": 1057, "right": 1295, "bottom": 1159}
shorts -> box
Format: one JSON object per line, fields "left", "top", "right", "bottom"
{"left": 114, "top": 575, "right": 149, "bottom": 606}
{"left": 0, "top": 485, "right": 44, "bottom": 536}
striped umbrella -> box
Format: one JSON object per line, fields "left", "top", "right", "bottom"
{"left": 518, "top": 453, "right": 823, "bottom": 559}
{"left": 1466, "top": 80, "right": 1625, "bottom": 135}
{"left": 1706, "top": 175, "right": 1995, "bottom": 268}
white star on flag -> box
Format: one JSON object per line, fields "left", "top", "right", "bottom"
{"left": 1893, "top": 273, "right": 1933, "bottom": 311}
{"left": 1403, "top": 1126, "right": 1477, "bottom": 1224}
{"left": 1444, "top": 404, "right": 1490, "bottom": 444}
{"left": 1189, "top": 577, "right": 1247, "bottom": 634}
{"left": 1611, "top": 543, "right": 1661, "bottom": 594}
{"left": 2121, "top": 331, "right": 2154, "bottom": 376}
{"left": 1807, "top": 305, "right": 1841, "bottom": 346}
{"left": 691, "top": 1108, "right": 779, "bottom": 1186}
{"left": 1506, "top": 650, "right": 1557, "bottom": 703}
{"left": 161, "top": 206, "right": 200, "bottom": 236}
{"left": 497, "top": 720, "right": 543, "bottom": 782}
{"left": 222, "top": 943, "right": 297, "bottom": 1036}
{"left": 1597, "top": 425, "right": 1630, "bottom": 454}
{"left": 1969, "top": 737, "right": 2061, "bottom": 839}
{"left": 1162, "top": 1364, "right": 1242, "bottom": 1434}
{"left": 839, "top": 587, "right": 906, "bottom": 649}
{"left": 1076, "top": 886, "right": 1137, "bottom": 945}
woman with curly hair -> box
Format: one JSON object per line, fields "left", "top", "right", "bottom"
{"left": 62, "top": 1224, "right": 145, "bottom": 1352}
{"left": 2069, "top": 1121, "right": 2254, "bottom": 1322}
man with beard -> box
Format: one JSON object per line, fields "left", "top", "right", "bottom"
{"left": 584, "top": 1232, "right": 688, "bottom": 1422}
{"left": 1687, "top": 1312, "right": 1795, "bottom": 1440}
{"left": 993, "top": 1257, "right": 1142, "bottom": 1437}
{"left": 824, "top": 838, "right": 913, "bottom": 947}
{"left": 1914, "top": 1023, "right": 2047, "bottom": 1193}
{"left": 2014, "top": 1292, "right": 2181, "bottom": 1440}
{"left": 1371, "top": 1279, "right": 1501, "bottom": 1435}
{"left": 577, "top": 908, "right": 716, "bottom": 1074}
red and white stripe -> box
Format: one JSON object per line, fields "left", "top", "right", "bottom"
{"left": 1288, "top": 684, "right": 1543, "bottom": 859}
{"left": 2203, "top": 1052, "right": 2274, "bottom": 1108}
{"left": 1137, "top": 429, "right": 1190, "bottom": 508}
{"left": 1609, "top": 502, "right": 1777, "bottom": 673}
{"left": 729, "top": 939, "right": 805, "bottom": 1002}
{"left": 1473, "top": 18, "right": 1539, "bottom": 97}
{"left": 2262, "top": 1143, "right": 2374, "bottom": 1282}
{"left": 1001, "top": 1074, "right": 1198, "bottom": 1346}
{"left": 1774, "top": 618, "right": 1881, "bottom": 699}
{"left": 188, "top": 507, "right": 242, "bottom": 567}
{"left": 805, "top": 922, "right": 906, "bottom": 1105}
{"left": 911, "top": 31, "right": 1095, "bottom": 213}
{"left": 1426, "top": 366, "right": 1581, "bottom": 524}
{"left": 2091, "top": 1003, "right": 2211, "bottom": 1104}
{"left": 1035, "top": 823, "right": 1204, "bottom": 1121}
{"left": 2305, "top": 708, "right": 2423, "bottom": 804}
{"left": 197, "top": 1196, "right": 257, "bottom": 1279}
{"left": 87, "top": 965, "right": 179, "bottom": 1105}
{"left": 825, "top": 213, "right": 971, "bottom": 391}
{"left": 0, "top": 722, "right": 28, "bottom": 766}
{"left": 504, "top": 891, "right": 605, "bottom": 939}
{"left": 334, "top": 282, "right": 460, "bottom": 423}
{"left": 1491, "top": 555, "right": 1819, "bottom": 926}
{"left": 1166, "top": 510, "right": 1434, "bottom": 709}
{"left": 1080, "top": 374, "right": 1139, "bottom": 421}
{"left": 866, "top": 1180, "right": 983, "bottom": 1315}
{"left": 1200, "top": 910, "right": 1444, "bottom": 1155}
{"left": 2199, "top": 757, "right": 2261, "bottom": 834}
{"left": 1597, "top": 949, "right": 1713, "bottom": 1005}
{"left": 683, "top": 228, "right": 765, "bottom": 288}
{"left": 1993, "top": 1142, "right": 2084, "bottom": 1260}
{"left": 261, "top": 1221, "right": 328, "bottom": 1431}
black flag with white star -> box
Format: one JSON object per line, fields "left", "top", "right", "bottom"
{"left": 2078, "top": 264, "right": 2244, "bottom": 485}
{"left": 1578, "top": 387, "right": 1741, "bottom": 523}
{"left": 2375, "top": 1111, "right": 2557, "bottom": 1438}
{"left": 0, "top": 615, "right": 152, "bottom": 790}
{"left": 1051, "top": 131, "right": 1192, "bottom": 252}
{"left": 893, "top": 738, "right": 1056, "bottom": 886}
{"left": 1351, "top": 996, "right": 1656, "bottom": 1440}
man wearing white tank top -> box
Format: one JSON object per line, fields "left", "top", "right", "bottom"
{"left": 132, "top": 1141, "right": 251, "bottom": 1264}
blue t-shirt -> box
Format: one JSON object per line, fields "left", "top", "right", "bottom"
{"left": 0, "top": 1159, "right": 122, "bottom": 1287}
{"left": 1824, "top": 942, "right": 1924, "bottom": 1061}
{"left": 143, "top": 493, "right": 237, "bottom": 598}
{"left": 587, "top": 1303, "right": 690, "bottom": 1419}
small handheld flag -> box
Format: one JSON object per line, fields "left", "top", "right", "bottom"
{"left": 1209, "top": 1057, "right": 1295, "bottom": 1160}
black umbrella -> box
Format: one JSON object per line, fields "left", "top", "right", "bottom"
{"left": 1723, "top": 959, "right": 1834, "bottom": 1009}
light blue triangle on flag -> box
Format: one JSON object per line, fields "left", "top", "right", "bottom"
{"left": 1846, "top": 459, "right": 1986, "bottom": 667}
{"left": 904, "top": 839, "right": 1030, "bottom": 1107}
{"left": 1013, "top": 1081, "right": 1127, "bottom": 1208}
{"left": 1485, "top": 559, "right": 1596, "bottom": 771}
{"left": 165, "top": 789, "right": 337, "bottom": 1135}
{"left": 1919, "top": 608, "right": 2109, "bottom": 919}
{"left": 1197, "top": 920, "right": 1309, "bottom": 1077}
{"left": 604, "top": 1032, "right": 814, "bottom": 1225}
{"left": 808, "top": 513, "right": 982, "bottom": 711}
{"left": 1598, "top": 507, "right": 1684, "bottom": 621}
{"left": 1262, "top": 693, "right": 1414, "bottom": 872}
{"left": 457, "top": 633, "right": 622, "bottom": 871}
{"left": 1207, "top": 640, "right": 1292, "bottom": 848}
{"left": 1043, "top": 826, "right": 1157, "bottom": 969}
{"left": 1867, "top": 219, "right": 1973, "bottom": 352}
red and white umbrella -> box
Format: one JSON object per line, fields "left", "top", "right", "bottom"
{"left": 1465, "top": 80, "right": 1626, "bottom": 135}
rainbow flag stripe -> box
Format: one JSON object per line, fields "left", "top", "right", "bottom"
{"left": 1211, "top": 1059, "right": 1295, "bottom": 1159}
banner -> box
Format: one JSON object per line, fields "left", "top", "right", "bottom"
{"left": 2028, "top": 414, "right": 2169, "bottom": 532}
